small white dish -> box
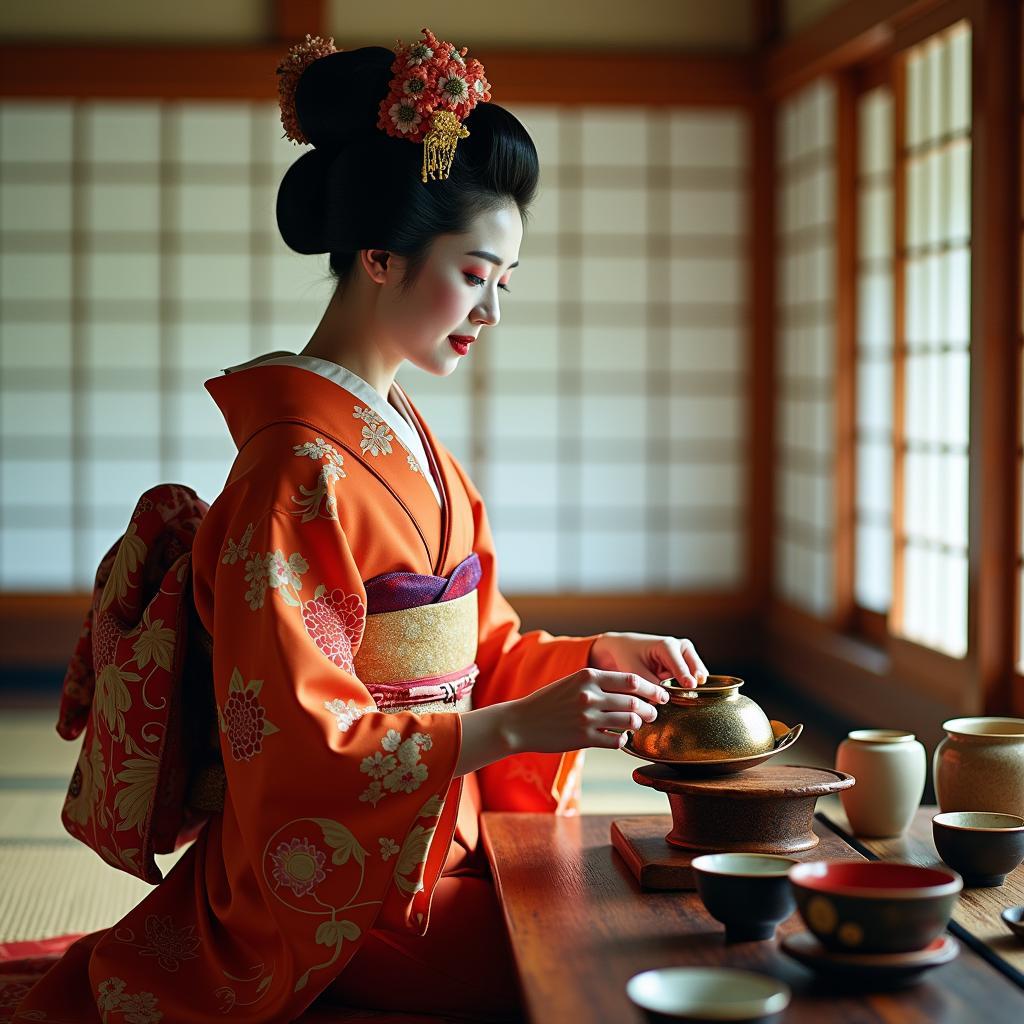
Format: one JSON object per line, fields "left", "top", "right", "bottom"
{"left": 625, "top": 967, "right": 791, "bottom": 1023}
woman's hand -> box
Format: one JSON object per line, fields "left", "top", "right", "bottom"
{"left": 500, "top": 668, "right": 671, "bottom": 755}
{"left": 588, "top": 631, "right": 708, "bottom": 689}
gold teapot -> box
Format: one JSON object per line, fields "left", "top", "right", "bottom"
{"left": 629, "top": 675, "right": 776, "bottom": 762}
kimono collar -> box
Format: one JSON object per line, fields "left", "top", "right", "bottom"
{"left": 205, "top": 359, "right": 455, "bottom": 572}
{"left": 220, "top": 353, "right": 441, "bottom": 506}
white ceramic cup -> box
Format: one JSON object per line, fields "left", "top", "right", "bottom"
{"left": 835, "top": 729, "right": 926, "bottom": 838}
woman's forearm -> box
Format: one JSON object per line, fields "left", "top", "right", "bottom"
{"left": 455, "top": 702, "right": 520, "bottom": 777}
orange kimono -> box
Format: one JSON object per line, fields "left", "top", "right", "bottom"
{"left": 10, "top": 361, "right": 597, "bottom": 1022}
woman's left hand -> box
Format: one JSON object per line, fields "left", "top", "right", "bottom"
{"left": 588, "top": 631, "right": 708, "bottom": 689}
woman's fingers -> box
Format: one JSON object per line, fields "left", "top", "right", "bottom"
{"left": 680, "top": 639, "right": 709, "bottom": 683}
{"left": 590, "top": 728, "right": 631, "bottom": 749}
{"left": 591, "top": 670, "right": 668, "bottom": 706}
{"left": 594, "top": 711, "right": 647, "bottom": 732}
{"left": 588, "top": 691, "right": 659, "bottom": 723}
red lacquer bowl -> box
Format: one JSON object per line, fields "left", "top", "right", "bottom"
{"left": 788, "top": 861, "right": 962, "bottom": 954}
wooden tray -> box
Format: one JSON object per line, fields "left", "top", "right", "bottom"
{"left": 632, "top": 763, "right": 855, "bottom": 853}
{"left": 611, "top": 814, "right": 859, "bottom": 890}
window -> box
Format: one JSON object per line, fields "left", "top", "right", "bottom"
{"left": 774, "top": 79, "right": 837, "bottom": 616}
{"left": 854, "top": 86, "right": 894, "bottom": 615}
{"left": 896, "top": 23, "right": 971, "bottom": 657}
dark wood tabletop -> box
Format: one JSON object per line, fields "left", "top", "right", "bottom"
{"left": 481, "top": 812, "right": 1024, "bottom": 1024}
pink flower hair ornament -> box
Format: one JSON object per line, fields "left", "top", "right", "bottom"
{"left": 276, "top": 28, "right": 492, "bottom": 185}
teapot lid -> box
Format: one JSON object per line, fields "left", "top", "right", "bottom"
{"left": 665, "top": 675, "right": 743, "bottom": 699}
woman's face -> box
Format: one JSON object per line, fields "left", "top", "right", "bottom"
{"left": 378, "top": 202, "right": 522, "bottom": 376}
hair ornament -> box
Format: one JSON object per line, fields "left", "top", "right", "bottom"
{"left": 376, "top": 27, "right": 492, "bottom": 183}
{"left": 277, "top": 33, "right": 339, "bottom": 145}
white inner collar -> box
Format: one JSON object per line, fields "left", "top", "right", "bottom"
{"left": 222, "top": 352, "right": 442, "bottom": 506}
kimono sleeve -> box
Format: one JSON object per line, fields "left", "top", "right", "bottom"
{"left": 453, "top": 462, "right": 600, "bottom": 813}
{"left": 205, "top": 502, "right": 462, "bottom": 1009}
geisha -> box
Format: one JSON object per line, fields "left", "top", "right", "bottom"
{"left": 9, "top": 29, "right": 708, "bottom": 1023}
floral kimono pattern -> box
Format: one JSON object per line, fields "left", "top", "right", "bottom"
{"left": 8, "top": 363, "right": 596, "bottom": 1022}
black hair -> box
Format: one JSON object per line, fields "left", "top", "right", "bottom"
{"left": 275, "top": 47, "right": 539, "bottom": 292}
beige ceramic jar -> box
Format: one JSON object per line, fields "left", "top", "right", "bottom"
{"left": 835, "top": 730, "right": 926, "bottom": 837}
{"left": 933, "top": 718, "right": 1024, "bottom": 818}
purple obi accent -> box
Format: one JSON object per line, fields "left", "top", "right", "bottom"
{"left": 368, "top": 664, "right": 479, "bottom": 711}
{"left": 363, "top": 552, "right": 481, "bottom": 614}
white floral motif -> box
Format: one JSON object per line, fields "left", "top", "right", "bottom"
{"left": 360, "top": 421, "right": 394, "bottom": 457}
{"left": 222, "top": 522, "right": 254, "bottom": 565}
{"left": 294, "top": 438, "right": 336, "bottom": 460}
{"left": 386, "top": 760, "right": 428, "bottom": 794}
{"left": 359, "top": 780, "right": 384, "bottom": 807}
{"left": 243, "top": 553, "right": 270, "bottom": 610}
{"left": 352, "top": 405, "right": 382, "bottom": 426}
{"left": 379, "top": 837, "right": 399, "bottom": 860}
{"left": 361, "top": 750, "right": 397, "bottom": 779}
{"left": 381, "top": 729, "right": 403, "bottom": 752}
{"left": 291, "top": 437, "right": 347, "bottom": 522}
{"left": 359, "top": 730, "right": 432, "bottom": 806}
{"left": 407, "top": 453, "right": 421, "bottom": 473}
{"left": 323, "top": 697, "right": 372, "bottom": 732}
{"left": 96, "top": 976, "right": 163, "bottom": 1022}
{"left": 267, "top": 549, "right": 308, "bottom": 591}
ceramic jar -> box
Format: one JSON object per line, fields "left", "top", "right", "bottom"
{"left": 835, "top": 729, "right": 926, "bottom": 837}
{"left": 629, "top": 676, "right": 775, "bottom": 762}
{"left": 933, "top": 718, "right": 1024, "bottom": 818}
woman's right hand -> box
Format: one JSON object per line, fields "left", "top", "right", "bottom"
{"left": 503, "top": 668, "right": 670, "bottom": 755}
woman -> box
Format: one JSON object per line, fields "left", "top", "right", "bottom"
{"left": 10, "top": 30, "right": 707, "bottom": 1023}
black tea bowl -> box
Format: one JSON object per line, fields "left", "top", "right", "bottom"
{"left": 692, "top": 853, "right": 798, "bottom": 942}
{"left": 932, "top": 811, "right": 1024, "bottom": 887}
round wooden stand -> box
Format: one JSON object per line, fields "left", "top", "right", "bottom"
{"left": 632, "top": 763, "right": 855, "bottom": 854}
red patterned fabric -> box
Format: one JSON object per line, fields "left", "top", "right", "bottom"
{"left": 56, "top": 484, "right": 211, "bottom": 884}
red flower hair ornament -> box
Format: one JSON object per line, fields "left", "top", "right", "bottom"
{"left": 277, "top": 28, "right": 492, "bottom": 184}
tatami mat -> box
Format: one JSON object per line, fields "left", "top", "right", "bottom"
{"left": 0, "top": 842, "right": 185, "bottom": 942}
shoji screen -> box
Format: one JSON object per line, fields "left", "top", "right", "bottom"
{"left": 0, "top": 100, "right": 750, "bottom": 594}
{"left": 854, "top": 87, "right": 894, "bottom": 614}
{"left": 404, "top": 105, "right": 750, "bottom": 593}
{"left": 898, "top": 23, "right": 971, "bottom": 656}
{"left": 774, "top": 80, "right": 837, "bottom": 617}
{"left": 0, "top": 101, "right": 331, "bottom": 589}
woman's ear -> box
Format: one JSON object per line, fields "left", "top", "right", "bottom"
{"left": 359, "top": 249, "right": 391, "bottom": 285}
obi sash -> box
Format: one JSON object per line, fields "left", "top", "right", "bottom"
{"left": 356, "top": 553, "right": 482, "bottom": 715}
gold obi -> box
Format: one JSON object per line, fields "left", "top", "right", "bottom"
{"left": 354, "top": 589, "right": 479, "bottom": 715}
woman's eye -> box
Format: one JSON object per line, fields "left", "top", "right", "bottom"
{"left": 464, "top": 272, "right": 511, "bottom": 294}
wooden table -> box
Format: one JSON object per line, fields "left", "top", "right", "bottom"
{"left": 481, "top": 812, "right": 1024, "bottom": 1024}
{"left": 817, "top": 803, "right": 1024, "bottom": 988}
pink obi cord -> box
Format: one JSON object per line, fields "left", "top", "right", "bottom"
{"left": 368, "top": 663, "right": 479, "bottom": 711}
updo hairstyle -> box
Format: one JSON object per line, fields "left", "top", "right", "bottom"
{"left": 275, "top": 46, "right": 539, "bottom": 292}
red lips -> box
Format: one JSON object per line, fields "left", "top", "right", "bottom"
{"left": 449, "top": 335, "right": 475, "bottom": 343}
